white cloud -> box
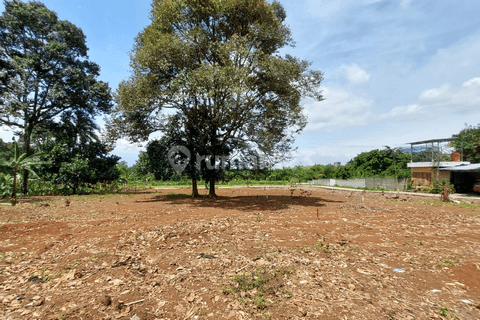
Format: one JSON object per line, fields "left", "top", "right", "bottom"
{"left": 400, "top": 0, "right": 412, "bottom": 8}
{"left": 306, "top": 0, "right": 383, "bottom": 19}
{"left": 381, "top": 77, "right": 480, "bottom": 121}
{"left": 306, "top": 0, "right": 350, "bottom": 19}
{"left": 111, "top": 138, "right": 145, "bottom": 154}
{"left": 418, "top": 83, "right": 451, "bottom": 103}
{"left": 341, "top": 64, "right": 371, "bottom": 84}
{"left": 0, "top": 128, "right": 14, "bottom": 142}
{"left": 409, "top": 33, "right": 480, "bottom": 89}
{"left": 381, "top": 104, "right": 423, "bottom": 120}
{"left": 463, "top": 77, "right": 480, "bottom": 87}
{"left": 282, "top": 149, "right": 317, "bottom": 167}
{"left": 303, "top": 86, "right": 374, "bottom": 132}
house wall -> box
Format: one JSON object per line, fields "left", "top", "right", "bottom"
{"left": 437, "top": 171, "right": 451, "bottom": 181}
{"left": 411, "top": 167, "right": 451, "bottom": 186}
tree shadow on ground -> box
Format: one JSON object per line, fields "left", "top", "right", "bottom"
{"left": 7, "top": 196, "right": 62, "bottom": 205}
{"left": 136, "top": 193, "right": 343, "bottom": 212}
{"left": 115, "top": 190, "right": 160, "bottom": 195}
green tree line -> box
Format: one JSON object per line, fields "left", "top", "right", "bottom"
{"left": 127, "top": 145, "right": 414, "bottom": 184}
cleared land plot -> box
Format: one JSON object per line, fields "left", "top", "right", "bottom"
{"left": 0, "top": 187, "right": 480, "bottom": 319}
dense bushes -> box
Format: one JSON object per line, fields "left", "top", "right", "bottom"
{"left": 38, "top": 142, "right": 120, "bottom": 194}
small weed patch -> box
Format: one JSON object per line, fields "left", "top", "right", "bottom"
{"left": 438, "top": 259, "right": 457, "bottom": 267}
{"left": 437, "top": 254, "right": 461, "bottom": 267}
{"left": 29, "top": 270, "right": 53, "bottom": 283}
{"left": 438, "top": 305, "right": 455, "bottom": 318}
{"left": 222, "top": 267, "right": 293, "bottom": 311}
{"left": 315, "top": 241, "right": 334, "bottom": 253}
{"left": 28, "top": 275, "right": 45, "bottom": 283}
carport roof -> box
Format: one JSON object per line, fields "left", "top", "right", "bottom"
{"left": 408, "top": 138, "right": 456, "bottom": 145}
{"left": 439, "top": 164, "right": 480, "bottom": 172}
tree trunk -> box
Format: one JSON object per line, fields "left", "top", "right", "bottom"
{"left": 189, "top": 147, "right": 199, "bottom": 197}
{"left": 207, "top": 128, "right": 219, "bottom": 199}
{"left": 209, "top": 178, "right": 217, "bottom": 198}
{"left": 22, "top": 130, "right": 32, "bottom": 194}
{"left": 264, "top": 170, "right": 268, "bottom": 190}
{"left": 72, "top": 183, "right": 77, "bottom": 195}
{"left": 11, "top": 169, "right": 17, "bottom": 204}
{"left": 192, "top": 178, "right": 199, "bottom": 197}
{"left": 208, "top": 154, "right": 217, "bottom": 198}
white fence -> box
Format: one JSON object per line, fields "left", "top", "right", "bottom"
{"left": 310, "top": 178, "right": 407, "bottom": 191}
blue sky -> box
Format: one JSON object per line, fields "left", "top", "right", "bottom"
{"left": 1, "top": 0, "right": 480, "bottom": 166}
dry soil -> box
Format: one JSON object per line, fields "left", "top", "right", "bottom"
{"left": 0, "top": 187, "right": 480, "bottom": 320}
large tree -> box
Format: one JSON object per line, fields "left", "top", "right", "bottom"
{"left": 0, "top": 0, "right": 113, "bottom": 193}
{"left": 338, "top": 147, "right": 411, "bottom": 179}
{"left": 110, "top": 0, "right": 323, "bottom": 197}
{"left": 451, "top": 124, "right": 480, "bottom": 163}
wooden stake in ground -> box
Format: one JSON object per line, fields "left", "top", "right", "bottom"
{"left": 441, "top": 183, "right": 451, "bottom": 202}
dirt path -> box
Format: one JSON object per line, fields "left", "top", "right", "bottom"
{"left": 0, "top": 187, "right": 479, "bottom": 319}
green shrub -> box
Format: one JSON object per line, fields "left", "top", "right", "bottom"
{"left": 429, "top": 178, "right": 455, "bottom": 194}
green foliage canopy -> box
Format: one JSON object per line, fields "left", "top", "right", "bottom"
{"left": 0, "top": 138, "right": 13, "bottom": 174}
{"left": 0, "top": 142, "right": 48, "bottom": 200}
{"left": 38, "top": 141, "right": 120, "bottom": 194}
{"left": 452, "top": 124, "right": 480, "bottom": 163}
{"left": 340, "top": 147, "right": 411, "bottom": 179}
{"left": 110, "top": 0, "right": 323, "bottom": 197}
{"left": 0, "top": 0, "right": 113, "bottom": 192}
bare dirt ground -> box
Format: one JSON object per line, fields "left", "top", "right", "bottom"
{"left": 1, "top": 187, "right": 480, "bottom": 320}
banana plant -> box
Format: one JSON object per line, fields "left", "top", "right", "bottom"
{"left": 0, "top": 174, "right": 13, "bottom": 197}
{"left": 116, "top": 165, "right": 133, "bottom": 191}
{"left": 0, "top": 143, "right": 49, "bottom": 204}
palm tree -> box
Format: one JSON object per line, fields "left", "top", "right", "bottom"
{"left": 0, "top": 143, "right": 49, "bottom": 205}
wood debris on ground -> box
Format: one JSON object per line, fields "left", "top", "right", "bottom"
{"left": 0, "top": 187, "right": 479, "bottom": 319}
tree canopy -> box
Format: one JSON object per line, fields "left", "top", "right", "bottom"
{"left": 142, "top": 114, "right": 192, "bottom": 182}
{"left": 38, "top": 141, "right": 120, "bottom": 194}
{"left": 0, "top": 138, "right": 13, "bottom": 174}
{"left": 452, "top": 124, "right": 480, "bottom": 163}
{"left": 0, "top": 0, "right": 113, "bottom": 192}
{"left": 109, "top": 0, "right": 323, "bottom": 197}
{"left": 341, "top": 147, "right": 411, "bottom": 179}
